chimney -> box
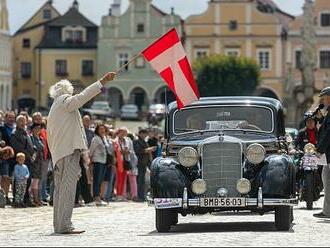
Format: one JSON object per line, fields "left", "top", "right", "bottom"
{"left": 109, "top": 8, "right": 112, "bottom": 16}
{"left": 47, "top": 0, "right": 53, "bottom": 5}
{"left": 171, "top": 7, "right": 174, "bottom": 15}
{"left": 111, "top": 0, "right": 121, "bottom": 16}
{"left": 72, "top": 0, "right": 79, "bottom": 10}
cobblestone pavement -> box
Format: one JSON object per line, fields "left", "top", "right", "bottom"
{"left": 0, "top": 196, "right": 329, "bottom": 247}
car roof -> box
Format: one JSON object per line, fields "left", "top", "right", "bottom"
{"left": 168, "top": 96, "right": 282, "bottom": 112}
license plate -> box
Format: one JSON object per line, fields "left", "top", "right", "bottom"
{"left": 200, "top": 198, "right": 246, "bottom": 207}
{"left": 302, "top": 156, "right": 318, "bottom": 166}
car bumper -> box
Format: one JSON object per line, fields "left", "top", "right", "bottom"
{"left": 147, "top": 187, "right": 298, "bottom": 209}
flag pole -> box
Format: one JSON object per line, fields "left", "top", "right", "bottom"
{"left": 115, "top": 53, "right": 142, "bottom": 74}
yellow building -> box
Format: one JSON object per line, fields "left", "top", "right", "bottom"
{"left": 184, "top": 0, "right": 294, "bottom": 100}
{"left": 13, "top": 0, "right": 97, "bottom": 111}
{"left": 13, "top": 0, "right": 60, "bottom": 111}
{"left": 36, "top": 0, "right": 98, "bottom": 109}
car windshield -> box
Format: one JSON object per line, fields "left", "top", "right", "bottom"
{"left": 173, "top": 106, "right": 273, "bottom": 134}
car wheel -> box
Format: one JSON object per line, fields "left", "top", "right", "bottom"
{"left": 305, "top": 173, "right": 314, "bottom": 210}
{"left": 171, "top": 211, "right": 178, "bottom": 225}
{"left": 275, "top": 206, "right": 292, "bottom": 231}
{"left": 156, "top": 209, "right": 173, "bottom": 232}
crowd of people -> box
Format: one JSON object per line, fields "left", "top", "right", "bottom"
{"left": 0, "top": 109, "right": 164, "bottom": 208}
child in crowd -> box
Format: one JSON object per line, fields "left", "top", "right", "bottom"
{"left": 13, "top": 153, "right": 30, "bottom": 208}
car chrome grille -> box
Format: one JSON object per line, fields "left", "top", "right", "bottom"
{"left": 202, "top": 142, "right": 242, "bottom": 196}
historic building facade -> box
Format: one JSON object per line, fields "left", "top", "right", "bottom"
{"left": 12, "top": 0, "right": 60, "bottom": 111}
{"left": 13, "top": 0, "right": 97, "bottom": 110}
{"left": 0, "top": 0, "right": 12, "bottom": 110}
{"left": 98, "top": 0, "right": 181, "bottom": 115}
{"left": 36, "top": 0, "right": 98, "bottom": 108}
{"left": 184, "top": 0, "right": 294, "bottom": 101}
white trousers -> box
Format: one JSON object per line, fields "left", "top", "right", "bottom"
{"left": 53, "top": 150, "right": 81, "bottom": 233}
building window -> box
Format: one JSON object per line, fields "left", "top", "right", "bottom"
{"left": 257, "top": 49, "right": 271, "bottom": 71}
{"left": 137, "top": 24, "right": 145, "bottom": 33}
{"left": 63, "top": 26, "right": 86, "bottom": 43}
{"left": 229, "top": 20, "right": 238, "bottom": 31}
{"left": 225, "top": 49, "right": 240, "bottom": 57}
{"left": 295, "top": 50, "right": 302, "bottom": 69}
{"left": 320, "top": 51, "right": 330, "bottom": 69}
{"left": 195, "top": 48, "right": 209, "bottom": 59}
{"left": 82, "top": 60, "right": 94, "bottom": 76}
{"left": 135, "top": 57, "right": 145, "bottom": 68}
{"left": 64, "top": 30, "right": 73, "bottom": 42}
{"left": 22, "top": 39, "right": 30, "bottom": 48}
{"left": 64, "top": 30, "right": 83, "bottom": 43}
{"left": 73, "top": 30, "right": 83, "bottom": 43}
{"left": 118, "top": 53, "right": 129, "bottom": 71}
{"left": 43, "top": 9, "right": 51, "bottom": 20}
{"left": 21, "top": 62, "right": 31, "bottom": 79}
{"left": 321, "top": 13, "right": 330, "bottom": 27}
{"left": 55, "top": 60, "right": 67, "bottom": 76}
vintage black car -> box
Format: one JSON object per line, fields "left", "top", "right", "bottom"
{"left": 148, "top": 97, "right": 298, "bottom": 232}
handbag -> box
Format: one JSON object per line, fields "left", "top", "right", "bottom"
{"left": 123, "top": 159, "right": 132, "bottom": 171}
{"left": 119, "top": 138, "right": 132, "bottom": 171}
{"left": 102, "top": 137, "right": 116, "bottom": 166}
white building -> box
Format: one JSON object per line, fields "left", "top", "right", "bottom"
{"left": 0, "top": 0, "right": 12, "bottom": 110}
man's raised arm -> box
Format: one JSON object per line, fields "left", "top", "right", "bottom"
{"left": 62, "top": 72, "right": 116, "bottom": 112}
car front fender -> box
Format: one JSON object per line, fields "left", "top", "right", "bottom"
{"left": 253, "top": 154, "right": 295, "bottom": 198}
{"left": 150, "top": 157, "right": 188, "bottom": 198}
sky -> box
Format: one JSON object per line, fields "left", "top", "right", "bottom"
{"left": 7, "top": 0, "right": 305, "bottom": 34}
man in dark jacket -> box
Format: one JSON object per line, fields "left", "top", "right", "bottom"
{"left": 133, "top": 129, "right": 156, "bottom": 202}
{"left": 10, "top": 115, "right": 35, "bottom": 206}
{"left": 314, "top": 87, "right": 330, "bottom": 218}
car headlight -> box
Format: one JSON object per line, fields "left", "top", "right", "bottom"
{"left": 192, "top": 179, "right": 207, "bottom": 195}
{"left": 246, "top": 143, "right": 266, "bottom": 164}
{"left": 304, "top": 143, "right": 316, "bottom": 155}
{"left": 236, "top": 178, "right": 251, "bottom": 195}
{"left": 177, "top": 147, "right": 199, "bottom": 168}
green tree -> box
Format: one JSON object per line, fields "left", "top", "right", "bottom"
{"left": 193, "top": 55, "right": 261, "bottom": 97}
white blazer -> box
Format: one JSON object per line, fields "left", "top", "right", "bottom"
{"left": 47, "top": 81, "right": 102, "bottom": 166}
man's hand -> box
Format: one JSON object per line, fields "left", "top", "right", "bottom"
{"left": 99, "top": 72, "right": 117, "bottom": 85}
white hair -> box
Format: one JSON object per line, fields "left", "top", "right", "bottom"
{"left": 49, "top": 79, "right": 74, "bottom": 99}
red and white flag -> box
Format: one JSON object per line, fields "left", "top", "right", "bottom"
{"left": 142, "top": 28, "right": 200, "bottom": 109}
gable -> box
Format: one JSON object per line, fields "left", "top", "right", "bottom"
{"left": 18, "top": 2, "right": 60, "bottom": 32}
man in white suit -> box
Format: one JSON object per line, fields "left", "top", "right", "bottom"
{"left": 47, "top": 72, "right": 116, "bottom": 234}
